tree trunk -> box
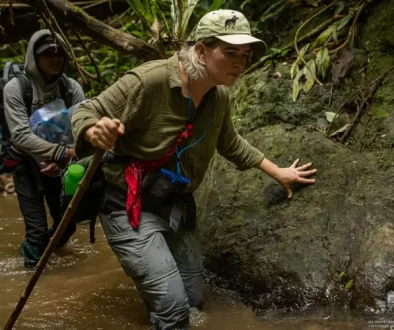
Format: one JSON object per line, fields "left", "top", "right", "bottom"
{"left": 16, "top": 0, "right": 164, "bottom": 61}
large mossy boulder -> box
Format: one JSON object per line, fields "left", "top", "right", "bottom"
{"left": 197, "top": 0, "right": 394, "bottom": 313}
{"left": 197, "top": 126, "right": 394, "bottom": 312}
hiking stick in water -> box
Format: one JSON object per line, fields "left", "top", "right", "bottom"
{"left": 5, "top": 148, "right": 105, "bottom": 330}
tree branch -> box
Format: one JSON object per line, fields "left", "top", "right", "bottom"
{"left": 17, "top": 0, "right": 163, "bottom": 61}
{"left": 68, "top": 24, "right": 101, "bottom": 82}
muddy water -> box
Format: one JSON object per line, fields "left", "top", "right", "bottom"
{"left": 0, "top": 196, "right": 385, "bottom": 330}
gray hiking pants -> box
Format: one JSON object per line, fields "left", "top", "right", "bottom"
{"left": 99, "top": 210, "right": 203, "bottom": 330}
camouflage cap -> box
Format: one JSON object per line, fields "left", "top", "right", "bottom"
{"left": 192, "top": 9, "right": 264, "bottom": 50}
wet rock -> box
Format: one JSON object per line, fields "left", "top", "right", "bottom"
{"left": 386, "top": 292, "right": 394, "bottom": 309}
{"left": 4, "top": 182, "right": 15, "bottom": 194}
{"left": 196, "top": 126, "right": 394, "bottom": 312}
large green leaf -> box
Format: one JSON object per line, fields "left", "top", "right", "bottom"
{"left": 180, "top": 0, "right": 201, "bottom": 39}
{"left": 324, "top": 111, "right": 338, "bottom": 123}
{"left": 313, "top": 25, "right": 335, "bottom": 48}
{"left": 290, "top": 62, "right": 299, "bottom": 79}
{"left": 336, "top": 14, "right": 353, "bottom": 31}
{"left": 292, "top": 70, "right": 304, "bottom": 102}
{"left": 303, "top": 59, "right": 316, "bottom": 93}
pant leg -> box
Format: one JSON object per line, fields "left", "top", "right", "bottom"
{"left": 165, "top": 226, "right": 203, "bottom": 308}
{"left": 41, "top": 174, "right": 76, "bottom": 246}
{"left": 13, "top": 162, "right": 48, "bottom": 247}
{"left": 99, "top": 211, "right": 190, "bottom": 330}
{"left": 41, "top": 174, "right": 62, "bottom": 226}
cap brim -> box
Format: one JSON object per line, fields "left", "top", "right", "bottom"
{"left": 216, "top": 34, "right": 267, "bottom": 53}
{"left": 36, "top": 44, "right": 55, "bottom": 54}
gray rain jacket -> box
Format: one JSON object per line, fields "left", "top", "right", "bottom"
{"left": 3, "top": 29, "right": 84, "bottom": 162}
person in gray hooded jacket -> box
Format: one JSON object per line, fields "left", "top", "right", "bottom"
{"left": 3, "top": 29, "right": 85, "bottom": 268}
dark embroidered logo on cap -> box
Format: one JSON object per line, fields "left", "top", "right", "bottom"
{"left": 224, "top": 15, "right": 239, "bottom": 30}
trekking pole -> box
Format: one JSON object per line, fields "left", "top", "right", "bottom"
{"left": 5, "top": 148, "right": 105, "bottom": 330}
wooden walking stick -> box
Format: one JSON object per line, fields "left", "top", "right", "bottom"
{"left": 5, "top": 148, "right": 105, "bottom": 330}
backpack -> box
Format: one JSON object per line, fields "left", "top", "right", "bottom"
{"left": 0, "top": 62, "right": 73, "bottom": 174}
{"left": 0, "top": 61, "right": 73, "bottom": 142}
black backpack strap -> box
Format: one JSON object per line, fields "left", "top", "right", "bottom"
{"left": 15, "top": 73, "right": 71, "bottom": 115}
{"left": 16, "top": 74, "right": 33, "bottom": 116}
{"left": 59, "top": 74, "right": 73, "bottom": 108}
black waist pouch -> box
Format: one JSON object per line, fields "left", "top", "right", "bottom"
{"left": 142, "top": 170, "right": 196, "bottom": 230}
{"left": 141, "top": 170, "right": 183, "bottom": 214}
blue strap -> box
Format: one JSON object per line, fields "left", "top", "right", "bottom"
{"left": 174, "top": 76, "right": 213, "bottom": 180}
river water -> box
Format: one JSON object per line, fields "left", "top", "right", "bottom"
{"left": 0, "top": 196, "right": 387, "bottom": 329}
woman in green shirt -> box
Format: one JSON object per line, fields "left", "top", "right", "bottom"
{"left": 72, "top": 9, "right": 317, "bottom": 330}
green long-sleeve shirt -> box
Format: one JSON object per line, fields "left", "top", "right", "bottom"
{"left": 72, "top": 53, "right": 264, "bottom": 191}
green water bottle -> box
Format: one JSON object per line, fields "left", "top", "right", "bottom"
{"left": 64, "top": 164, "right": 85, "bottom": 196}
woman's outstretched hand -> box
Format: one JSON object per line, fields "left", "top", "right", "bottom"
{"left": 258, "top": 158, "right": 317, "bottom": 198}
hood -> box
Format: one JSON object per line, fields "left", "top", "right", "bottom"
{"left": 25, "top": 29, "right": 68, "bottom": 90}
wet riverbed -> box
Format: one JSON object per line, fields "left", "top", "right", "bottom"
{"left": 0, "top": 196, "right": 388, "bottom": 329}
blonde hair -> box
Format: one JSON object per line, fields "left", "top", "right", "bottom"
{"left": 178, "top": 37, "right": 218, "bottom": 81}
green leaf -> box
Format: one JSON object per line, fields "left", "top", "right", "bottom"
{"left": 181, "top": 0, "right": 202, "bottom": 39}
{"left": 270, "top": 47, "right": 282, "bottom": 54}
{"left": 303, "top": 76, "right": 315, "bottom": 93}
{"left": 290, "top": 44, "right": 309, "bottom": 79}
{"left": 321, "top": 47, "right": 331, "bottom": 79}
{"left": 292, "top": 79, "right": 301, "bottom": 102}
{"left": 303, "top": 59, "right": 316, "bottom": 93}
{"left": 260, "top": 2, "right": 286, "bottom": 24}
{"left": 170, "top": 0, "right": 182, "bottom": 37}
{"left": 315, "top": 49, "right": 323, "bottom": 77}
{"left": 208, "top": 0, "right": 225, "bottom": 12}
{"left": 324, "top": 111, "right": 338, "bottom": 123}
{"left": 290, "top": 62, "right": 299, "bottom": 79}
{"left": 337, "top": 14, "right": 353, "bottom": 31}
{"left": 172, "top": 0, "right": 202, "bottom": 40}
{"left": 337, "top": 271, "right": 345, "bottom": 281}
{"left": 332, "top": 28, "right": 338, "bottom": 43}
{"left": 153, "top": 1, "right": 170, "bottom": 33}
{"left": 345, "top": 280, "right": 354, "bottom": 291}
{"left": 334, "top": 1, "right": 345, "bottom": 15}
{"left": 299, "top": 43, "right": 310, "bottom": 58}
{"left": 259, "top": 54, "right": 274, "bottom": 64}
{"left": 313, "top": 26, "right": 335, "bottom": 48}
{"left": 292, "top": 70, "right": 303, "bottom": 102}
